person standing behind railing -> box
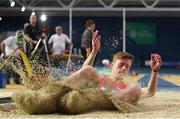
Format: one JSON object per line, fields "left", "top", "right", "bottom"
{"left": 81, "top": 19, "right": 96, "bottom": 60}
{"left": 0, "top": 30, "right": 25, "bottom": 84}
{"left": 24, "top": 13, "right": 41, "bottom": 57}
{"left": 48, "top": 26, "right": 72, "bottom": 56}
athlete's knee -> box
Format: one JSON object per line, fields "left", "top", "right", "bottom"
{"left": 130, "top": 83, "right": 142, "bottom": 94}
{"left": 80, "top": 66, "right": 98, "bottom": 76}
{"left": 127, "top": 83, "right": 142, "bottom": 104}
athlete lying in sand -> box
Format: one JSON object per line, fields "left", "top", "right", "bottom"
{"left": 11, "top": 30, "right": 162, "bottom": 114}
{"left": 64, "top": 30, "right": 162, "bottom": 105}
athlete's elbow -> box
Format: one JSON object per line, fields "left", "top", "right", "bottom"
{"left": 146, "top": 90, "right": 156, "bottom": 97}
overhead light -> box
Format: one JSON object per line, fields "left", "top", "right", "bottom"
{"left": 31, "top": 11, "right": 36, "bottom": 16}
{"left": 0, "top": 17, "right": 2, "bottom": 21}
{"left": 40, "top": 14, "right": 47, "bottom": 22}
{"left": 10, "top": 0, "right": 15, "bottom": 7}
{"left": 21, "top": 6, "right": 25, "bottom": 12}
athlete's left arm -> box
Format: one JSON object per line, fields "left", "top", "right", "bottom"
{"left": 142, "top": 53, "right": 162, "bottom": 98}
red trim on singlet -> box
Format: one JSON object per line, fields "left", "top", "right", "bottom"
{"left": 99, "top": 75, "right": 127, "bottom": 90}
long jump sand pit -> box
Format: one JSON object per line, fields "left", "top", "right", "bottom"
{"left": 0, "top": 91, "right": 180, "bottom": 118}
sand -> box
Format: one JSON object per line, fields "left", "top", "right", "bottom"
{"left": 160, "top": 74, "right": 180, "bottom": 86}
{"left": 0, "top": 91, "right": 180, "bottom": 118}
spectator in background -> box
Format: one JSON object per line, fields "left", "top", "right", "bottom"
{"left": 24, "top": 13, "right": 41, "bottom": 56}
{"left": 48, "top": 26, "right": 72, "bottom": 56}
{"left": 0, "top": 30, "right": 25, "bottom": 84}
{"left": 1, "top": 35, "right": 17, "bottom": 59}
{"left": 0, "top": 30, "right": 25, "bottom": 59}
{"left": 81, "top": 19, "right": 96, "bottom": 60}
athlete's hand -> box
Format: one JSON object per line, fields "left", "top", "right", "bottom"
{"left": 150, "top": 53, "right": 162, "bottom": 72}
{"left": 92, "top": 30, "right": 101, "bottom": 53}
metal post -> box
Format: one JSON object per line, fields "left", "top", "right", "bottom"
{"left": 43, "top": 39, "right": 51, "bottom": 68}
{"left": 66, "top": 7, "right": 73, "bottom": 74}
{"left": 69, "top": 8, "right": 72, "bottom": 42}
{"left": 7, "top": 7, "right": 180, "bottom": 12}
{"left": 123, "top": 8, "right": 126, "bottom": 52}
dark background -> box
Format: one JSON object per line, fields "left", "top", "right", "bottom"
{"left": 0, "top": 16, "right": 179, "bottom": 67}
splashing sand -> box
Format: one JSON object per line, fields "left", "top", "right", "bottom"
{"left": 2, "top": 56, "right": 141, "bottom": 115}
